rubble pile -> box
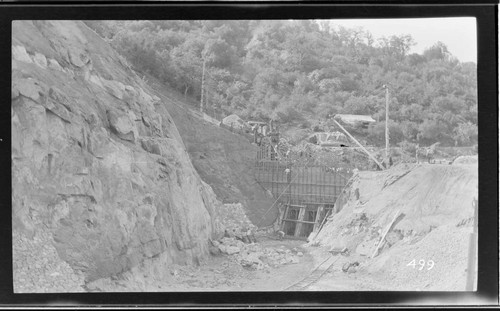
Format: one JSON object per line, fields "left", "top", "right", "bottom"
{"left": 13, "top": 230, "right": 85, "bottom": 293}
{"left": 218, "top": 203, "right": 254, "bottom": 226}
{"left": 216, "top": 203, "right": 257, "bottom": 241}
{"left": 211, "top": 203, "right": 302, "bottom": 270}
{"left": 212, "top": 237, "right": 302, "bottom": 270}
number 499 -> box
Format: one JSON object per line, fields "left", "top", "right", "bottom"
{"left": 407, "top": 259, "right": 434, "bottom": 270}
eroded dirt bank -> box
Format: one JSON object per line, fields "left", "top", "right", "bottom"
{"left": 308, "top": 162, "right": 478, "bottom": 291}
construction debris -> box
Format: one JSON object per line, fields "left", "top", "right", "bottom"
{"left": 217, "top": 203, "right": 258, "bottom": 242}
{"left": 371, "top": 210, "right": 402, "bottom": 258}
{"left": 210, "top": 202, "right": 277, "bottom": 271}
{"left": 212, "top": 237, "right": 302, "bottom": 270}
{"left": 329, "top": 246, "right": 349, "bottom": 256}
{"left": 342, "top": 261, "right": 360, "bottom": 274}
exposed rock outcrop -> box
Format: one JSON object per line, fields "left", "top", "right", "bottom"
{"left": 12, "top": 20, "right": 223, "bottom": 285}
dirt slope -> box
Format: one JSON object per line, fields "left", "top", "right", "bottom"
{"left": 145, "top": 75, "right": 278, "bottom": 227}
{"left": 12, "top": 20, "right": 225, "bottom": 288}
{"left": 311, "top": 162, "right": 478, "bottom": 290}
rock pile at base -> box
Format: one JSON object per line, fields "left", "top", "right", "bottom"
{"left": 212, "top": 237, "right": 302, "bottom": 270}
{"left": 215, "top": 203, "right": 257, "bottom": 240}
{"left": 13, "top": 230, "right": 85, "bottom": 293}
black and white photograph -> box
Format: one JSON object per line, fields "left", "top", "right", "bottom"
{"left": 10, "top": 15, "right": 486, "bottom": 299}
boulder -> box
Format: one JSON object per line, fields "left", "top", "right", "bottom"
{"left": 225, "top": 246, "right": 241, "bottom": 255}
{"left": 12, "top": 78, "right": 46, "bottom": 103}
{"left": 67, "top": 46, "right": 90, "bottom": 68}
{"left": 48, "top": 59, "right": 63, "bottom": 71}
{"left": 139, "top": 138, "right": 162, "bottom": 156}
{"left": 107, "top": 109, "right": 138, "bottom": 142}
{"left": 12, "top": 45, "right": 33, "bottom": 63}
{"left": 102, "top": 79, "right": 124, "bottom": 100}
{"left": 33, "top": 52, "right": 48, "bottom": 68}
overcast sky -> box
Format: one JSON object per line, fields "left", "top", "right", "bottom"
{"left": 327, "top": 17, "right": 477, "bottom": 63}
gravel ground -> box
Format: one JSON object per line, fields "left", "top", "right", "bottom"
{"left": 13, "top": 230, "right": 85, "bottom": 293}
{"left": 364, "top": 224, "right": 472, "bottom": 291}
{"left": 306, "top": 224, "right": 473, "bottom": 291}
{"left": 85, "top": 236, "right": 315, "bottom": 292}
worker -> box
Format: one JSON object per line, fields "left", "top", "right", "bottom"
{"left": 270, "top": 132, "right": 279, "bottom": 146}
{"left": 426, "top": 147, "right": 433, "bottom": 163}
{"left": 257, "top": 134, "right": 262, "bottom": 146}
{"left": 276, "top": 230, "right": 285, "bottom": 240}
{"left": 309, "top": 134, "right": 318, "bottom": 145}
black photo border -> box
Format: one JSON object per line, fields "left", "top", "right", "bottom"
{"left": 0, "top": 1, "right": 498, "bottom": 308}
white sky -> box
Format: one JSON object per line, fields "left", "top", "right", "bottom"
{"left": 326, "top": 17, "right": 477, "bottom": 63}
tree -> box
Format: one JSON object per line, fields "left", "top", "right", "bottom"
{"left": 401, "top": 120, "right": 419, "bottom": 141}
{"left": 377, "top": 34, "right": 415, "bottom": 61}
{"left": 453, "top": 122, "right": 478, "bottom": 146}
{"left": 423, "top": 41, "right": 450, "bottom": 61}
{"left": 418, "top": 118, "right": 449, "bottom": 144}
{"left": 88, "top": 20, "right": 477, "bottom": 148}
{"left": 170, "top": 39, "right": 204, "bottom": 97}
{"left": 203, "top": 38, "right": 237, "bottom": 69}
{"left": 406, "top": 53, "right": 426, "bottom": 66}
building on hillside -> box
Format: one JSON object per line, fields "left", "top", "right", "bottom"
{"left": 222, "top": 114, "right": 249, "bottom": 130}
{"left": 334, "top": 114, "right": 376, "bottom": 128}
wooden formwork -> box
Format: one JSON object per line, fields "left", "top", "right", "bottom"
{"left": 254, "top": 159, "right": 352, "bottom": 238}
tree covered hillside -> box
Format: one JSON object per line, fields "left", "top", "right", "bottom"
{"left": 85, "top": 20, "right": 478, "bottom": 147}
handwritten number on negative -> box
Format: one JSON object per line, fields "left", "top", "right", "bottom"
{"left": 407, "top": 259, "right": 434, "bottom": 270}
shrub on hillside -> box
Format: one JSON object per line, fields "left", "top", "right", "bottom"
{"left": 398, "top": 140, "right": 418, "bottom": 155}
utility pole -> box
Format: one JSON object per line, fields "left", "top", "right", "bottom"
{"left": 384, "top": 84, "right": 390, "bottom": 167}
{"left": 200, "top": 57, "right": 206, "bottom": 113}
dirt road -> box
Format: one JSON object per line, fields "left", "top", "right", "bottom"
{"left": 85, "top": 237, "right": 316, "bottom": 292}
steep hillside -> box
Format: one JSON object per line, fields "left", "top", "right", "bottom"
{"left": 145, "top": 75, "right": 278, "bottom": 227}
{"left": 90, "top": 20, "right": 477, "bottom": 148}
{"left": 12, "top": 20, "right": 225, "bottom": 287}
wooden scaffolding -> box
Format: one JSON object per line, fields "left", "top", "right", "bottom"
{"left": 254, "top": 159, "right": 352, "bottom": 239}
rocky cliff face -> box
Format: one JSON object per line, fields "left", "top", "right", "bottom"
{"left": 12, "top": 21, "right": 223, "bottom": 282}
